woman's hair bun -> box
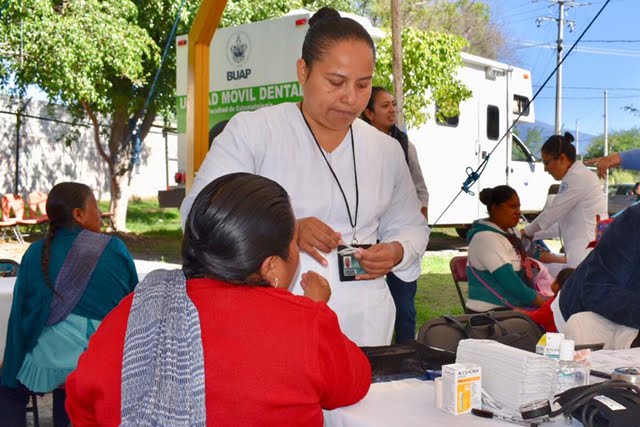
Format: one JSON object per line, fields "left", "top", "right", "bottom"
{"left": 563, "top": 131, "right": 575, "bottom": 143}
{"left": 479, "top": 188, "right": 493, "bottom": 206}
{"left": 309, "top": 7, "right": 341, "bottom": 28}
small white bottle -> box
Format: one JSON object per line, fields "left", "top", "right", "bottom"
{"left": 556, "top": 339, "right": 590, "bottom": 394}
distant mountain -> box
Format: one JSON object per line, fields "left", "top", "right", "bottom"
{"left": 514, "top": 121, "right": 597, "bottom": 156}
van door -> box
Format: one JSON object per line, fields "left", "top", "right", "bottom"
{"left": 508, "top": 134, "right": 556, "bottom": 214}
{"left": 476, "top": 101, "right": 508, "bottom": 199}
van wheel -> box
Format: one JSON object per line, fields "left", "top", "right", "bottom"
{"left": 455, "top": 226, "right": 470, "bottom": 239}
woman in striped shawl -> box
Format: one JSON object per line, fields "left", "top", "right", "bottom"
{"left": 0, "top": 182, "right": 138, "bottom": 427}
{"left": 65, "top": 173, "right": 371, "bottom": 427}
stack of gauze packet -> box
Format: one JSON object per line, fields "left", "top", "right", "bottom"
{"left": 456, "top": 339, "right": 557, "bottom": 416}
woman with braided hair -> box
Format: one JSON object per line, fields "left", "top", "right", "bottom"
{"left": 0, "top": 182, "right": 137, "bottom": 427}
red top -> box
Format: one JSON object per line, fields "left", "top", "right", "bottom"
{"left": 65, "top": 278, "right": 371, "bottom": 426}
{"left": 525, "top": 296, "right": 558, "bottom": 333}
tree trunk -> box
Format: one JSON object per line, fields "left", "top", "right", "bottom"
{"left": 106, "top": 106, "right": 132, "bottom": 231}
{"left": 110, "top": 171, "right": 132, "bottom": 231}
{"left": 391, "top": 0, "right": 405, "bottom": 129}
{"left": 107, "top": 104, "right": 158, "bottom": 231}
{"left": 83, "top": 100, "right": 157, "bottom": 232}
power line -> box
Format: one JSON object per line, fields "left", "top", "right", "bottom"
{"left": 572, "top": 39, "right": 640, "bottom": 43}
{"left": 433, "top": 0, "right": 613, "bottom": 225}
{"left": 534, "top": 86, "right": 640, "bottom": 91}
{"left": 538, "top": 95, "right": 640, "bottom": 99}
{"left": 494, "top": 5, "right": 552, "bottom": 22}
{"left": 512, "top": 40, "right": 640, "bottom": 57}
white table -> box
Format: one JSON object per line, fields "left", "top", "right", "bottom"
{"left": 323, "top": 379, "right": 582, "bottom": 427}
{"left": 0, "top": 276, "right": 16, "bottom": 360}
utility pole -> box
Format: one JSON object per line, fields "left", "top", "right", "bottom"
{"left": 535, "top": 1, "right": 588, "bottom": 134}
{"left": 604, "top": 90, "right": 609, "bottom": 202}
{"left": 575, "top": 118, "right": 579, "bottom": 158}
{"left": 391, "top": 0, "right": 404, "bottom": 129}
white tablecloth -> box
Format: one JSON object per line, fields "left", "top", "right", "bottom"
{"left": 323, "top": 379, "right": 582, "bottom": 427}
{"left": 0, "top": 276, "right": 16, "bottom": 361}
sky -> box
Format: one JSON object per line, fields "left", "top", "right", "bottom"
{"left": 485, "top": 0, "right": 640, "bottom": 144}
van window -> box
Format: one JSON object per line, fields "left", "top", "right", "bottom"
{"left": 487, "top": 105, "right": 499, "bottom": 140}
{"left": 435, "top": 105, "right": 459, "bottom": 127}
{"left": 512, "top": 138, "right": 529, "bottom": 161}
{"left": 513, "top": 95, "right": 530, "bottom": 116}
{"left": 511, "top": 133, "right": 534, "bottom": 162}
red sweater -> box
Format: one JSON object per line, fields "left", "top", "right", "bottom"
{"left": 65, "top": 278, "right": 371, "bottom": 426}
{"left": 525, "top": 296, "right": 558, "bottom": 333}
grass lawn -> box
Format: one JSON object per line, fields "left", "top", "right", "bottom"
{"left": 102, "top": 198, "right": 465, "bottom": 325}
{"left": 417, "top": 255, "right": 466, "bottom": 330}
{"left": 100, "top": 198, "right": 183, "bottom": 263}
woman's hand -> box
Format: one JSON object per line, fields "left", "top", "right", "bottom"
{"left": 300, "top": 271, "right": 331, "bottom": 303}
{"left": 531, "top": 293, "right": 547, "bottom": 308}
{"left": 539, "top": 251, "right": 566, "bottom": 264}
{"left": 297, "top": 217, "right": 342, "bottom": 266}
{"left": 353, "top": 242, "right": 404, "bottom": 280}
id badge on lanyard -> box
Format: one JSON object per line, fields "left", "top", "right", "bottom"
{"left": 300, "top": 103, "right": 367, "bottom": 281}
{"left": 337, "top": 242, "right": 371, "bottom": 281}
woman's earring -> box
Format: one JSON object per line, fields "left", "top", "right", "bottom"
{"left": 272, "top": 277, "right": 279, "bottom": 288}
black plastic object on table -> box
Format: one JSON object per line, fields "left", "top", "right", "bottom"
{"left": 359, "top": 341, "right": 456, "bottom": 383}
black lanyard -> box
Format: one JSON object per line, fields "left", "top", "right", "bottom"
{"left": 299, "top": 103, "right": 359, "bottom": 243}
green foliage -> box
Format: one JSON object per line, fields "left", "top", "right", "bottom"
{"left": 609, "top": 170, "right": 639, "bottom": 186}
{"left": 513, "top": 125, "right": 545, "bottom": 157}
{"left": 374, "top": 27, "right": 472, "bottom": 129}
{"left": 219, "top": 0, "right": 355, "bottom": 27}
{"left": 1, "top": 0, "right": 356, "bottom": 119}
{"left": 365, "top": 0, "right": 509, "bottom": 60}
{"left": 584, "top": 127, "right": 640, "bottom": 159}
{"left": 3, "top": 1, "right": 161, "bottom": 113}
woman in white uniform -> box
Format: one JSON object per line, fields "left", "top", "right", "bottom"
{"left": 180, "top": 8, "right": 429, "bottom": 346}
{"left": 523, "top": 132, "right": 607, "bottom": 270}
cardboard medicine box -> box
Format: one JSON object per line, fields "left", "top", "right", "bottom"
{"left": 441, "top": 363, "right": 482, "bottom": 415}
{"left": 536, "top": 332, "right": 564, "bottom": 359}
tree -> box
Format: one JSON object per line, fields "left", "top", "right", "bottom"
{"left": 374, "top": 27, "right": 472, "bottom": 129}
{"left": 584, "top": 128, "right": 640, "bottom": 160}
{"left": 624, "top": 104, "right": 640, "bottom": 117}
{"left": 514, "top": 125, "right": 545, "bottom": 157}
{"left": 366, "top": 0, "right": 511, "bottom": 61}
{"left": 0, "top": 0, "right": 352, "bottom": 230}
{"left": 0, "top": 0, "right": 199, "bottom": 230}
{"left": 219, "top": 0, "right": 355, "bottom": 26}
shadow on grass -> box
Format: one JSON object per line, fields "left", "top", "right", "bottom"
{"left": 416, "top": 272, "right": 468, "bottom": 331}
{"left": 113, "top": 231, "right": 183, "bottom": 264}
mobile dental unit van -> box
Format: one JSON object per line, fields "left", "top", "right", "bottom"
{"left": 175, "top": 10, "right": 554, "bottom": 228}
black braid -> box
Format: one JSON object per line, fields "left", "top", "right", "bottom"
{"left": 41, "top": 222, "right": 59, "bottom": 295}
{"left": 39, "top": 182, "right": 95, "bottom": 297}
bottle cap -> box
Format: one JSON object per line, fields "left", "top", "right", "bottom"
{"left": 559, "top": 339, "right": 575, "bottom": 361}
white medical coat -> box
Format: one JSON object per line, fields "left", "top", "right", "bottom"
{"left": 524, "top": 161, "right": 607, "bottom": 268}
{"left": 180, "top": 103, "right": 430, "bottom": 346}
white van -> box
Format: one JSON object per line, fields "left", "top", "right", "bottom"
{"left": 175, "top": 11, "right": 555, "bottom": 228}
{"left": 409, "top": 53, "right": 555, "bottom": 230}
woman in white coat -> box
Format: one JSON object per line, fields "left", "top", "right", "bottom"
{"left": 180, "top": 8, "right": 429, "bottom": 346}
{"left": 523, "top": 132, "right": 607, "bottom": 270}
